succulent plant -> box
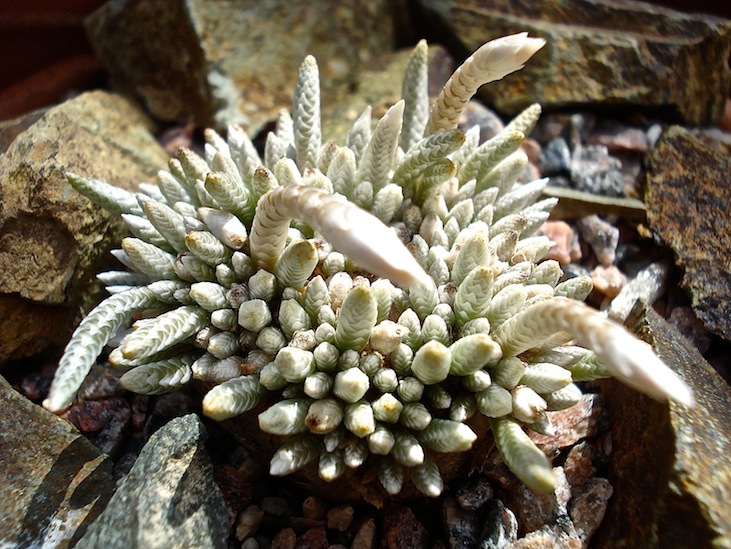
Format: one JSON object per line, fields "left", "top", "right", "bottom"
{"left": 44, "top": 33, "right": 692, "bottom": 497}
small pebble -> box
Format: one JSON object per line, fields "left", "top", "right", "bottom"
{"left": 63, "top": 397, "right": 130, "bottom": 432}
{"left": 327, "top": 504, "right": 354, "bottom": 532}
{"left": 514, "top": 467, "right": 571, "bottom": 532}
{"left": 351, "top": 518, "right": 377, "bottom": 549}
{"left": 540, "top": 137, "right": 572, "bottom": 175}
{"left": 459, "top": 101, "right": 504, "bottom": 143}
{"left": 381, "top": 505, "right": 431, "bottom": 549}
{"left": 271, "top": 527, "right": 296, "bottom": 549}
{"left": 77, "top": 364, "right": 125, "bottom": 400}
{"left": 570, "top": 477, "right": 614, "bottom": 544}
{"left": 479, "top": 499, "right": 518, "bottom": 548}
{"left": 19, "top": 361, "right": 56, "bottom": 400}
{"left": 591, "top": 125, "right": 649, "bottom": 153}
{"left": 295, "top": 526, "right": 328, "bottom": 549}
{"left": 442, "top": 496, "right": 480, "bottom": 549}
{"left": 92, "top": 406, "right": 131, "bottom": 456}
{"left": 609, "top": 261, "right": 669, "bottom": 322}
{"left": 591, "top": 265, "right": 627, "bottom": 299}
{"left": 562, "top": 442, "right": 596, "bottom": 494}
{"left": 539, "top": 221, "right": 581, "bottom": 266}
{"left": 510, "top": 525, "right": 582, "bottom": 549}
{"left": 302, "top": 496, "right": 327, "bottom": 520}
{"left": 531, "top": 394, "right": 609, "bottom": 453}
{"left": 570, "top": 145, "right": 625, "bottom": 197}
{"left": 576, "top": 215, "right": 619, "bottom": 266}
{"left": 214, "top": 464, "right": 253, "bottom": 514}
{"left": 456, "top": 475, "right": 494, "bottom": 511}
{"left": 236, "top": 505, "right": 264, "bottom": 541}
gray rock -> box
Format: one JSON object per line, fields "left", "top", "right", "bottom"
{"left": 0, "top": 374, "right": 114, "bottom": 548}
{"left": 513, "top": 467, "right": 572, "bottom": 533}
{"left": 540, "top": 137, "right": 572, "bottom": 175}
{"left": 0, "top": 90, "right": 168, "bottom": 364}
{"left": 85, "top": 0, "right": 396, "bottom": 134}
{"left": 595, "top": 304, "right": 731, "bottom": 548}
{"left": 416, "top": 0, "right": 731, "bottom": 124}
{"left": 76, "top": 413, "right": 228, "bottom": 549}
{"left": 645, "top": 126, "right": 731, "bottom": 343}
{"left": 570, "top": 144, "right": 625, "bottom": 197}
{"left": 479, "top": 499, "right": 518, "bottom": 549}
{"left": 442, "top": 496, "right": 480, "bottom": 549}
{"left": 576, "top": 214, "right": 619, "bottom": 266}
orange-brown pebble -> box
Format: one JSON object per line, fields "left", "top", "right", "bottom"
{"left": 539, "top": 221, "right": 581, "bottom": 266}
{"left": 591, "top": 265, "right": 627, "bottom": 298}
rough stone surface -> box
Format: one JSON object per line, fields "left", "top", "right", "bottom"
{"left": 417, "top": 0, "right": 731, "bottom": 124}
{"left": 594, "top": 305, "right": 731, "bottom": 549}
{"left": 645, "top": 126, "right": 731, "bottom": 343}
{"left": 530, "top": 394, "right": 609, "bottom": 454}
{"left": 0, "top": 90, "right": 168, "bottom": 364}
{"left": 76, "top": 413, "right": 229, "bottom": 549}
{"left": 322, "top": 44, "right": 453, "bottom": 144}
{"left": 381, "top": 504, "right": 431, "bottom": 549}
{"left": 86, "top": 0, "right": 396, "bottom": 133}
{"left": 479, "top": 499, "right": 518, "bottom": 548}
{"left": 442, "top": 496, "right": 480, "bottom": 548}
{"left": 0, "top": 374, "right": 114, "bottom": 548}
{"left": 570, "top": 477, "right": 613, "bottom": 544}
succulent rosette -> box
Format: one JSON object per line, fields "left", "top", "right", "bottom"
{"left": 44, "top": 33, "right": 692, "bottom": 497}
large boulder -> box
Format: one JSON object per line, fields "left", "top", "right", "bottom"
{"left": 85, "top": 0, "right": 397, "bottom": 133}
{"left": 416, "top": 0, "right": 731, "bottom": 124}
{"left": 0, "top": 91, "right": 168, "bottom": 364}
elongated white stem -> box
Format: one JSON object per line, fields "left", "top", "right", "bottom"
{"left": 249, "top": 185, "right": 432, "bottom": 290}
{"left": 425, "top": 33, "right": 546, "bottom": 136}
{"left": 494, "top": 297, "right": 693, "bottom": 405}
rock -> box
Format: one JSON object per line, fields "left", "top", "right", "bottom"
{"left": 609, "top": 262, "right": 671, "bottom": 324}
{"left": 645, "top": 126, "right": 731, "bottom": 343}
{"left": 530, "top": 394, "right": 609, "bottom": 454}
{"left": 236, "top": 505, "right": 264, "bottom": 542}
{"left": 0, "top": 107, "right": 47, "bottom": 153}
{"left": 455, "top": 475, "right": 494, "bottom": 511}
{"left": 513, "top": 467, "right": 572, "bottom": 533}
{"left": 0, "top": 91, "right": 168, "bottom": 364}
{"left": 76, "top": 413, "right": 228, "bottom": 549}
{"left": 540, "top": 137, "right": 572, "bottom": 175}
{"left": 416, "top": 0, "right": 731, "bottom": 124}
{"left": 443, "top": 496, "right": 481, "bottom": 548}
{"left": 322, "top": 43, "right": 453, "bottom": 144}
{"left": 327, "top": 504, "right": 355, "bottom": 532}
{"left": 570, "top": 144, "right": 625, "bottom": 197}
{"left": 562, "top": 442, "right": 596, "bottom": 494}
{"left": 594, "top": 305, "right": 731, "bottom": 548}
{"left": 569, "top": 477, "right": 613, "bottom": 545}
{"left": 479, "top": 499, "right": 518, "bottom": 549}
{"left": 590, "top": 265, "right": 627, "bottom": 299}
{"left": 667, "top": 306, "right": 712, "bottom": 355}
{"left": 576, "top": 215, "right": 619, "bottom": 266}
{"left": 510, "top": 524, "right": 582, "bottom": 549}
{"left": 352, "top": 517, "right": 377, "bottom": 549}
{"left": 295, "top": 526, "right": 328, "bottom": 549}
{"left": 271, "top": 528, "right": 297, "bottom": 549}
{"left": 85, "top": 0, "right": 396, "bottom": 133}
{"left": 541, "top": 186, "right": 646, "bottom": 223}
{"left": 539, "top": 221, "right": 581, "bottom": 266}
{"left": 381, "top": 504, "right": 431, "bottom": 549}
{"left": 0, "top": 374, "right": 114, "bottom": 548}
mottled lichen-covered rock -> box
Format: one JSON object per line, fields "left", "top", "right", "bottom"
{"left": 646, "top": 126, "right": 731, "bottom": 343}
{"left": 0, "top": 375, "right": 113, "bottom": 548}
{"left": 416, "top": 0, "right": 731, "bottom": 124}
{"left": 0, "top": 91, "right": 168, "bottom": 364}
{"left": 596, "top": 305, "right": 731, "bottom": 549}
{"left": 76, "top": 414, "right": 228, "bottom": 549}
{"left": 85, "top": 0, "right": 396, "bottom": 133}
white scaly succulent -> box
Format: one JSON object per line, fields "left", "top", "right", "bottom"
{"left": 44, "top": 33, "right": 693, "bottom": 497}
